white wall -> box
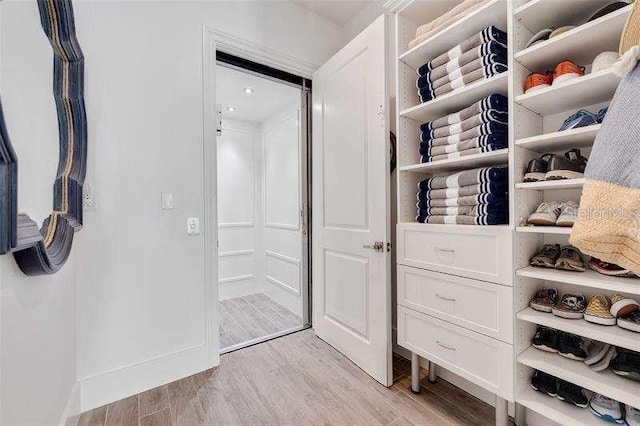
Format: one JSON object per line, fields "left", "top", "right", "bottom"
{"left": 0, "top": 0, "right": 345, "bottom": 418}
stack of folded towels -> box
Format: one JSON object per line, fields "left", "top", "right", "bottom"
{"left": 419, "top": 93, "right": 508, "bottom": 163}
{"left": 416, "top": 26, "right": 508, "bottom": 103}
{"left": 416, "top": 165, "right": 508, "bottom": 225}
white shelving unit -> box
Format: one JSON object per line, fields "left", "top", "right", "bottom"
{"left": 510, "top": 0, "right": 640, "bottom": 424}
{"left": 399, "top": 149, "right": 509, "bottom": 174}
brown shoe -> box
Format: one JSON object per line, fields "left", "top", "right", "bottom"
{"left": 531, "top": 244, "right": 561, "bottom": 268}
{"left": 555, "top": 245, "right": 585, "bottom": 272}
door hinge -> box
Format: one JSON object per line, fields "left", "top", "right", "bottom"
{"left": 387, "top": 242, "right": 392, "bottom": 252}
{"left": 215, "top": 104, "right": 223, "bottom": 136}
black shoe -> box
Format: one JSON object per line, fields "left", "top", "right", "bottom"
{"left": 557, "top": 379, "right": 588, "bottom": 408}
{"left": 532, "top": 326, "right": 561, "bottom": 353}
{"left": 531, "top": 370, "right": 557, "bottom": 396}
{"left": 545, "top": 149, "right": 588, "bottom": 180}
{"left": 524, "top": 154, "right": 553, "bottom": 182}
{"left": 611, "top": 348, "right": 640, "bottom": 382}
{"left": 558, "top": 333, "right": 588, "bottom": 361}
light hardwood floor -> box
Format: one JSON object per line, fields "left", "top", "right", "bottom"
{"left": 219, "top": 293, "right": 302, "bottom": 350}
{"left": 77, "top": 329, "right": 496, "bottom": 425}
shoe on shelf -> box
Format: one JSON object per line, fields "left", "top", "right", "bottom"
{"left": 556, "top": 201, "right": 578, "bottom": 227}
{"left": 610, "top": 294, "right": 640, "bottom": 318}
{"left": 555, "top": 245, "right": 586, "bottom": 272}
{"left": 525, "top": 28, "right": 555, "bottom": 49}
{"left": 589, "top": 258, "right": 640, "bottom": 278}
{"left": 532, "top": 326, "right": 561, "bottom": 352}
{"left": 596, "top": 106, "right": 609, "bottom": 124}
{"left": 591, "top": 51, "right": 620, "bottom": 73}
{"left": 589, "top": 393, "right": 625, "bottom": 423}
{"left": 558, "top": 109, "right": 598, "bottom": 132}
{"left": 530, "top": 288, "right": 560, "bottom": 312}
{"left": 618, "top": 310, "right": 640, "bottom": 333}
{"left": 584, "top": 341, "right": 612, "bottom": 366}
{"left": 531, "top": 244, "right": 561, "bottom": 268}
{"left": 523, "top": 153, "right": 553, "bottom": 182}
{"left": 611, "top": 349, "right": 640, "bottom": 382}
{"left": 531, "top": 369, "right": 557, "bottom": 397}
{"left": 552, "top": 60, "right": 585, "bottom": 86}
{"left": 553, "top": 293, "right": 587, "bottom": 319}
{"left": 549, "top": 26, "right": 576, "bottom": 39}
{"left": 527, "top": 201, "right": 562, "bottom": 226}
{"left": 585, "top": 295, "right": 617, "bottom": 326}
{"left": 558, "top": 332, "right": 588, "bottom": 360}
{"left": 545, "top": 149, "right": 588, "bottom": 180}
{"left": 590, "top": 346, "right": 617, "bottom": 372}
{"left": 557, "top": 379, "right": 588, "bottom": 408}
{"left": 625, "top": 405, "right": 640, "bottom": 426}
{"left": 524, "top": 72, "right": 553, "bottom": 94}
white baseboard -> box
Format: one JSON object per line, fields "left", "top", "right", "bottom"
{"left": 59, "top": 382, "right": 80, "bottom": 426}
{"left": 79, "top": 343, "right": 211, "bottom": 412}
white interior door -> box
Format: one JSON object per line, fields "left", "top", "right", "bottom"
{"left": 312, "top": 15, "right": 391, "bottom": 386}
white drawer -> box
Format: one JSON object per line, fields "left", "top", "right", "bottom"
{"left": 397, "top": 223, "right": 512, "bottom": 285}
{"left": 398, "top": 306, "right": 514, "bottom": 400}
{"left": 397, "top": 266, "right": 513, "bottom": 343}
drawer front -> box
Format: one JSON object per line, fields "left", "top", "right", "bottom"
{"left": 398, "top": 306, "right": 514, "bottom": 400}
{"left": 397, "top": 266, "right": 513, "bottom": 343}
{"left": 397, "top": 223, "right": 512, "bottom": 285}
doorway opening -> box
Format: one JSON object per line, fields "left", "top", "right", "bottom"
{"left": 215, "top": 53, "right": 311, "bottom": 354}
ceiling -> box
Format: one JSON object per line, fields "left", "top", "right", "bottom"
{"left": 216, "top": 65, "right": 300, "bottom": 123}
{"left": 290, "top": 0, "right": 372, "bottom": 26}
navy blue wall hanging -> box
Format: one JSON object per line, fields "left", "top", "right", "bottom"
{"left": 0, "top": 0, "right": 87, "bottom": 275}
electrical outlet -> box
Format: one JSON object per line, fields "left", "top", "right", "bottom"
{"left": 187, "top": 217, "right": 200, "bottom": 235}
{"left": 83, "top": 185, "right": 96, "bottom": 211}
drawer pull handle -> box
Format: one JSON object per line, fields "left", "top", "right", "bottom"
{"left": 436, "top": 294, "right": 456, "bottom": 302}
{"left": 436, "top": 341, "right": 456, "bottom": 351}
{"left": 434, "top": 247, "right": 455, "bottom": 253}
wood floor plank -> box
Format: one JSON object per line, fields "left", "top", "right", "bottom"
{"left": 386, "top": 391, "right": 457, "bottom": 426}
{"left": 138, "top": 385, "right": 170, "bottom": 418}
{"left": 77, "top": 405, "right": 107, "bottom": 426}
{"left": 167, "top": 377, "right": 207, "bottom": 426}
{"left": 105, "top": 395, "right": 138, "bottom": 426}
{"left": 139, "top": 407, "right": 172, "bottom": 426}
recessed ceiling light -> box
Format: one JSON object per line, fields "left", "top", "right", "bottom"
{"left": 227, "top": 106, "right": 235, "bottom": 112}
{"left": 244, "top": 87, "right": 254, "bottom": 95}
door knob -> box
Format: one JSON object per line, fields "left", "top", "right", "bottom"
{"left": 363, "top": 241, "right": 384, "bottom": 252}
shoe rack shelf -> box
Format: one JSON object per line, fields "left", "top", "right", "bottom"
{"left": 518, "top": 347, "right": 640, "bottom": 409}
{"left": 516, "top": 226, "right": 572, "bottom": 235}
{"left": 517, "top": 266, "right": 640, "bottom": 296}
{"left": 514, "top": 0, "right": 614, "bottom": 34}
{"left": 517, "top": 387, "right": 596, "bottom": 426}
{"left": 518, "top": 307, "right": 640, "bottom": 353}
{"left": 515, "top": 125, "right": 600, "bottom": 152}
{"left": 515, "top": 178, "right": 585, "bottom": 190}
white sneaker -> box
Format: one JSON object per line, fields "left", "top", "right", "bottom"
{"left": 527, "top": 201, "right": 562, "bottom": 226}
{"left": 556, "top": 201, "right": 578, "bottom": 227}
{"left": 625, "top": 405, "right": 640, "bottom": 426}
{"left": 589, "top": 393, "right": 624, "bottom": 423}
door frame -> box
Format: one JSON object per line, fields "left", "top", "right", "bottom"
{"left": 202, "top": 26, "right": 316, "bottom": 363}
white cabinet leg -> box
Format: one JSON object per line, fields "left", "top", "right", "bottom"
{"left": 411, "top": 352, "right": 420, "bottom": 394}
{"left": 495, "top": 396, "right": 508, "bottom": 426}
{"left": 428, "top": 361, "right": 437, "bottom": 383}
{"left": 515, "top": 402, "right": 526, "bottom": 426}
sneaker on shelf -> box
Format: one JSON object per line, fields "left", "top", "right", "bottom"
{"left": 527, "top": 201, "right": 562, "bottom": 226}
{"left": 552, "top": 60, "right": 585, "bottom": 86}
{"left": 585, "top": 295, "right": 617, "bottom": 326}
{"left": 555, "top": 245, "right": 586, "bottom": 272}
{"left": 523, "top": 154, "right": 553, "bottom": 182}
{"left": 525, "top": 28, "right": 554, "bottom": 49}
{"left": 530, "top": 288, "right": 560, "bottom": 312}
{"left": 558, "top": 332, "right": 588, "bottom": 360}
{"left": 590, "top": 346, "right": 617, "bottom": 372}
{"left": 531, "top": 369, "right": 557, "bottom": 397}
{"left": 531, "top": 244, "right": 561, "bottom": 268}
{"left": 524, "top": 72, "right": 553, "bottom": 94}
{"left": 625, "top": 405, "right": 640, "bottom": 426}
{"left": 618, "top": 310, "right": 640, "bottom": 333}
{"left": 596, "top": 106, "right": 609, "bottom": 124}
{"left": 545, "top": 149, "right": 588, "bottom": 180}
{"left": 557, "top": 110, "right": 598, "bottom": 132}
{"left": 610, "top": 294, "right": 640, "bottom": 318}
{"left": 589, "top": 393, "right": 624, "bottom": 423}
{"left": 532, "top": 326, "right": 561, "bottom": 352}
{"left": 557, "top": 379, "right": 588, "bottom": 408}
{"left": 584, "top": 341, "right": 612, "bottom": 366}
{"left": 589, "top": 258, "right": 640, "bottom": 278}
{"left": 553, "top": 293, "right": 587, "bottom": 319}
{"left": 556, "top": 201, "right": 578, "bottom": 227}
{"left": 611, "top": 349, "right": 640, "bottom": 382}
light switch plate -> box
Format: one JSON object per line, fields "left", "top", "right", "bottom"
{"left": 187, "top": 217, "right": 200, "bottom": 235}
{"left": 161, "top": 192, "right": 174, "bottom": 210}
{"left": 83, "top": 184, "right": 96, "bottom": 211}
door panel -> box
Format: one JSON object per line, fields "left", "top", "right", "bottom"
{"left": 312, "top": 15, "right": 391, "bottom": 386}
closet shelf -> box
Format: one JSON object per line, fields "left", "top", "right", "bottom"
{"left": 515, "top": 179, "right": 585, "bottom": 190}
{"left": 516, "top": 266, "right": 640, "bottom": 296}
{"left": 515, "top": 125, "right": 600, "bottom": 152}
{"left": 400, "top": 73, "right": 508, "bottom": 123}
{"left": 517, "top": 387, "right": 594, "bottom": 426}
{"left": 399, "top": 0, "right": 507, "bottom": 69}
{"left": 518, "top": 347, "right": 640, "bottom": 409}
{"left": 518, "top": 308, "right": 640, "bottom": 353}
{"left": 515, "top": 70, "right": 621, "bottom": 116}
{"left": 516, "top": 226, "right": 571, "bottom": 235}
{"left": 399, "top": 149, "right": 508, "bottom": 174}
{"left": 514, "top": 0, "right": 613, "bottom": 36}
{"left": 514, "top": 5, "right": 631, "bottom": 70}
